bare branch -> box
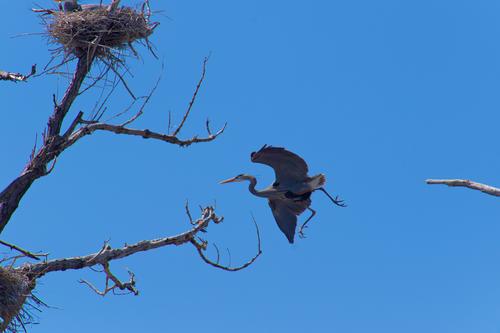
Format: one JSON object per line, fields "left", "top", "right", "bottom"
{"left": 0, "top": 240, "right": 47, "bottom": 261}
{"left": 101, "top": 58, "right": 136, "bottom": 100}
{"left": 0, "top": 53, "right": 224, "bottom": 234}
{"left": 426, "top": 179, "right": 500, "bottom": 197}
{"left": 0, "top": 64, "right": 36, "bottom": 83}
{"left": 172, "top": 57, "right": 208, "bottom": 137}
{"left": 190, "top": 215, "right": 262, "bottom": 272}
{"left": 67, "top": 121, "right": 226, "bottom": 148}
{"left": 20, "top": 206, "right": 223, "bottom": 279}
{"left": 120, "top": 71, "right": 162, "bottom": 126}
{"left": 79, "top": 263, "right": 138, "bottom": 296}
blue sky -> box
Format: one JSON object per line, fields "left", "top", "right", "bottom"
{"left": 3, "top": 0, "right": 500, "bottom": 332}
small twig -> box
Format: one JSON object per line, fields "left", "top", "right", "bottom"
{"left": 213, "top": 243, "right": 220, "bottom": 264}
{"left": 30, "top": 133, "right": 38, "bottom": 162}
{"left": 205, "top": 119, "right": 212, "bottom": 136}
{"left": 101, "top": 58, "right": 136, "bottom": 100}
{"left": 190, "top": 215, "right": 262, "bottom": 272}
{"left": 120, "top": 71, "right": 162, "bottom": 126}
{"left": 185, "top": 201, "right": 195, "bottom": 225}
{"left": 426, "top": 179, "right": 500, "bottom": 197}
{"left": 167, "top": 110, "right": 172, "bottom": 134}
{"left": 172, "top": 57, "right": 209, "bottom": 137}
{"left": 0, "top": 240, "right": 47, "bottom": 261}
{"left": 226, "top": 248, "right": 232, "bottom": 267}
{"left": 78, "top": 65, "right": 112, "bottom": 96}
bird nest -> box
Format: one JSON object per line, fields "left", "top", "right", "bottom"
{"left": 0, "top": 267, "right": 38, "bottom": 332}
{"left": 47, "top": 4, "right": 157, "bottom": 59}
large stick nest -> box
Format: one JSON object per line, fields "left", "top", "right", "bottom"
{"left": 0, "top": 267, "right": 39, "bottom": 333}
{"left": 47, "top": 5, "right": 157, "bottom": 59}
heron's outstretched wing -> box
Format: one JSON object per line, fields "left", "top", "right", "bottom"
{"left": 251, "top": 145, "right": 309, "bottom": 187}
{"left": 268, "top": 198, "right": 311, "bottom": 243}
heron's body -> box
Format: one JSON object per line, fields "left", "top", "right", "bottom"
{"left": 246, "top": 174, "right": 325, "bottom": 199}
{"left": 220, "top": 145, "right": 345, "bottom": 243}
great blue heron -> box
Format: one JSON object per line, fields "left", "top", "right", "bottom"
{"left": 220, "top": 145, "right": 346, "bottom": 243}
{"left": 54, "top": 0, "right": 104, "bottom": 12}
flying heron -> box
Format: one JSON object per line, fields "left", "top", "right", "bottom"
{"left": 54, "top": 0, "right": 104, "bottom": 12}
{"left": 220, "top": 145, "right": 346, "bottom": 243}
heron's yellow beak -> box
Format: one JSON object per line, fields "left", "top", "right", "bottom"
{"left": 219, "top": 177, "right": 238, "bottom": 184}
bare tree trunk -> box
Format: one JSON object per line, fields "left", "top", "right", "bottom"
{"left": 0, "top": 55, "right": 93, "bottom": 234}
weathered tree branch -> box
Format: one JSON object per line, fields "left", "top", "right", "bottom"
{"left": 426, "top": 179, "right": 500, "bottom": 197}
{"left": 0, "top": 55, "right": 223, "bottom": 234}
{"left": 15, "top": 205, "right": 261, "bottom": 294}
{"left": 20, "top": 206, "right": 221, "bottom": 279}
{"left": 67, "top": 121, "right": 227, "bottom": 148}
{"left": 0, "top": 65, "right": 36, "bottom": 83}
{"left": 79, "top": 262, "right": 138, "bottom": 296}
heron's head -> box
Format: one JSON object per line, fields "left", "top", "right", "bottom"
{"left": 219, "top": 174, "right": 253, "bottom": 184}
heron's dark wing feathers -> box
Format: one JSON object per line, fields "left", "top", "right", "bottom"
{"left": 268, "top": 198, "right": 311, "bottom": 243}
{"left": 268, "top": 200, "right": 297, "bottom": 243}
{"left": 251, "top": 145, "right": 309, "bottom": 186}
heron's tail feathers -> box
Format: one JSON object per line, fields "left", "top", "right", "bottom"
{"left": 310, "top": 174, "right": 326, "bottom": 190}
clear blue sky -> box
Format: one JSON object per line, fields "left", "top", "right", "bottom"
{"left": 2, "top": 0, "right": 500, "bottom": 332}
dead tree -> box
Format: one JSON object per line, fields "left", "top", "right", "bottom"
{"left": 0, "top": 2, "right": 261, "bottom": 331}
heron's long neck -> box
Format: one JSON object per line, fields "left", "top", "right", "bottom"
{"left": 247, "top": 176, "right": 261, "bottom": 197}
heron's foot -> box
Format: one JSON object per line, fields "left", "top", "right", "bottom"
{"left": 298, "top": 224, "right": 308, "bottom": 239}
{"left": 333, "top": 196, "right": 347, "bottom": 207}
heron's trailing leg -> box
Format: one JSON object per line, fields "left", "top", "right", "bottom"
{"left": 318, "top": 187, "right": 347, "bottom": 207}
{"left": 298, "top": 207, "right": 316, "bottom": 239}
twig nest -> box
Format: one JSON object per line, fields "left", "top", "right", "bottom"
{"left": 0, "top": 267, "right": 35, "bottom": 332}
{"left": 48, "top": 6, "right": 156, "bottom": 58}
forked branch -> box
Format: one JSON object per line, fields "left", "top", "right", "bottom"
{"left": 0, "top": 55, "right": 224, "bottom": 234}
{"left": 79, "top": 262, "right": 138, "bottom": 296}
{"left": 16, "top": 206, "right": 261, "bottom": 296}
{"left": 21, "top": 206, "right": 221, "bottom": 279}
